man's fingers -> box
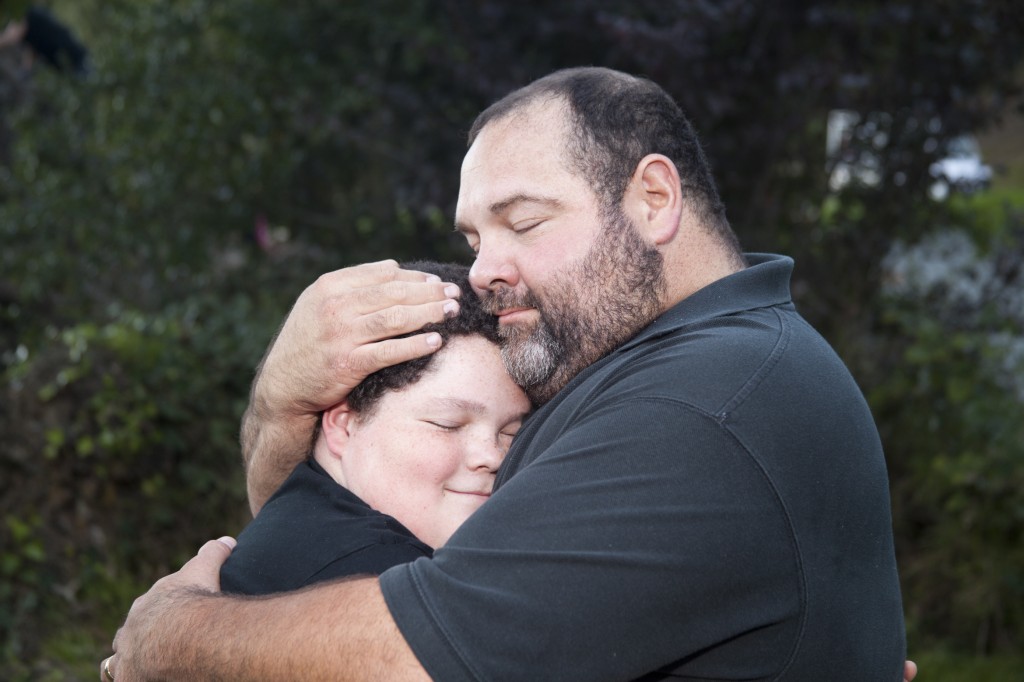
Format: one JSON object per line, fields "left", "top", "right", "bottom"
{"left": 391, "top": 264, "right": 445, "bottom": 283}
{"left": 355, "top": 298, "right": 460, "bottom": 343}
{"left": 100, "top": 655, "right": 116, "bottom": 681}
{"left": 903, "top": 660, "right": 917, "bottom": 681}
{"left": 307, "top": 265, "right": 455, "bottom": 318}
{"left": 346, "top": 278, "right": 460, "bottom": 315}
{"left": 197, "top": 536, "right": 236, "bottom": 564}
{"left": 315, "top": 259, "right": 455, "bottom": 294}
{"left": 347, "top": 333, "right": 445, "bottom": 376}
{"left": 177, "top": 537, "right": 236, "bottom": 592}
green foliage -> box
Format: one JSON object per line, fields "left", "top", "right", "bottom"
{"left": 912, "top": 649, "right": 1024, "bottom": 682}
{"left": 0, "top": 291, "right": 281, "bottom": 665}
{"left": 867, "top": 205, "right": 1024, "bottom": 653}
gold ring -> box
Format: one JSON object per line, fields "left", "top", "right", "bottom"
{"left": 103, "top": 657, "right": 115, "bottom": 681}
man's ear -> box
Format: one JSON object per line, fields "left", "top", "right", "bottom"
{"left": 320, "top": 401, "right": 355, "bottom": 459}
{"left": 626, "top": 154, "right": 683, "bottom": 246}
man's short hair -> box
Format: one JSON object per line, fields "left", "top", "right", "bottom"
{"left": 468, "top": 67, "right": 736, "bottom": 247}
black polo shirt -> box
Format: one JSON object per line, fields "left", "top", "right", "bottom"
{"left": 221, "top": 459, "right": 430, "bottom": 595}
{"left": 380, "top": 254, "right": 905, "bottom": 681}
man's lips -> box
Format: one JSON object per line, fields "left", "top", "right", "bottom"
{"left": 496, "top": 307, "right": 534, "bottom": 323}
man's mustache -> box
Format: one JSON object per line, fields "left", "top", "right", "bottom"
{"left": 481, "top": 287, "right": 542, "bottom": 316}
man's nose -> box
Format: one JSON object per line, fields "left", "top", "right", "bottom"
{"left": 469, "top": 241, "right": 519, "bottom": 295}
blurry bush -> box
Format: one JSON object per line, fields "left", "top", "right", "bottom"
{"left": 1, "top": 294, "right": 268, "bottom": 670}
{"left": 869, "top": 196, "right": 1024, "bottom": 653}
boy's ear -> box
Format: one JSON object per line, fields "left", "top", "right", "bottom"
{"left": 320, "top": 401, "right": 355, "bottom": 456}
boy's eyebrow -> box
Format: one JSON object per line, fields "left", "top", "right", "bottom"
{"left": 436, "top": 397, "right": 487, "bottom": 415}
{"left": 454, "top": 193, "right": 563, "bottom": 233}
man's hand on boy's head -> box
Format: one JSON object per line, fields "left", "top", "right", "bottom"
{"left": 241, "top": 260, "right": 461, "bottom": 512}
{"left": 255, "top": 260, "right": 460, "bottom": 417}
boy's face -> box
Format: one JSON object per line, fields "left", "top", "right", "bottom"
{"left": 337, "top": 335, "right": 530, "bottom": 548}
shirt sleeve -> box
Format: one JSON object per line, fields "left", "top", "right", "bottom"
{"left": 305, "top": 541, "right": 430, "bottom": 585}
{"left": 379, "top": 396, "right": 802, "bottom": 681}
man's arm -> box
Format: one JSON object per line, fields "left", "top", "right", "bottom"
{"left": 104, "top": 538, "right": 919, "bottom": 681}
{"left": 241, "top": 260, "right": 461, "bottom": 513}
{"left": 107, "top": 539, "right": 429, "bottom": 681}
{"left": 240, "top": 395, "right": 318, "bottom": 515}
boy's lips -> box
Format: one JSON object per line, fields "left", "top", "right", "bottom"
{"left": 448, "top": 489, "right": 492, "bottom": 498}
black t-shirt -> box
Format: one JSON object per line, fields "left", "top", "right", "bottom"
{"left": 221, "top": 459, "right": 431, "bottom": 595}
{"left": 380, "top": 254, "right": 906, "bottom": 681}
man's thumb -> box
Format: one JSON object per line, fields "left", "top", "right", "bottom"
{"left": 216, "top": 536, "right": 237, "bottom": 551}
{"left": 198, "top": 536, "right": 236, "bottom": 562}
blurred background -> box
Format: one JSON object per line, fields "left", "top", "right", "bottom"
{"left": 1, "top": 1, "right": 1022, "bottom": 679}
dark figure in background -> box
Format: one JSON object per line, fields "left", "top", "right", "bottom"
{"left": 0, "top": 4, "right": 88, "bottom": 75}
{"left": 24, "top": 5, "right": 88, "bottom": 73}
{"left": 0, "top": 4, "right": 87, "bottom": 160}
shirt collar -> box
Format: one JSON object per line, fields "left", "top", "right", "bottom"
{"left": 618, "top": 253, "right": 795, "bottom": 352}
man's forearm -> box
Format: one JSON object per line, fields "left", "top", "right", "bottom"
{"left": 126, "top": 577, "right": 427, "bottom": 681}
{"left": 240, "top": 395, "right": 318, "bottom": 515}
{"left": 240, "top": 315, "right": 323, "bottom": 514}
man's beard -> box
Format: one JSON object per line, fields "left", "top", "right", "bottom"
{"left": 483, "top": 207, "right": 665, "bottom": 405}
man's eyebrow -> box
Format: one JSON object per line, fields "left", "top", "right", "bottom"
{"left": 487, "top": 193, "right": 564, "bottom": 216}
{"left": 454, "top": 193, "right": 564, "bottom": 233}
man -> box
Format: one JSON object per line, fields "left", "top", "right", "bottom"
{"left": 106, "top": 67, "right": 911, "bottom": 680}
